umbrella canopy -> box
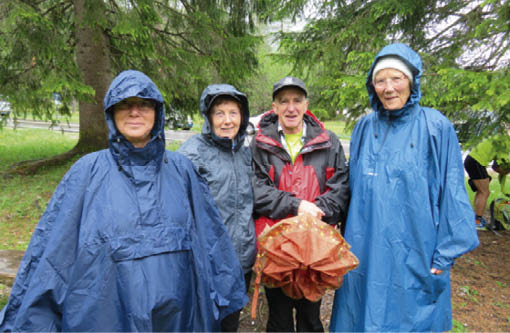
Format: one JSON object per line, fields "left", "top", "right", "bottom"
{"left": 251, "top": 214, "right": 359, "bottom": 319}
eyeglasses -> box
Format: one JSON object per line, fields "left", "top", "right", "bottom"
{"left": 114, "top": 99, "right": 156, "bottom": 112}
{"left": 373, "top": 76, "right": 408, "bottom": 89}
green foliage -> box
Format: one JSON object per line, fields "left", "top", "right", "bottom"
{"left": 0, "top": 0, "right": 272, "bottom": 124}
{"left": 493, "top": 301, "right": 510, "bottom": 309}
{"left": 311, "top": 107, "right": 329, "bottom": 121}
{"left": 451, "top": 319, "right": 467, "bottom": 332}
{"left": 495, "top": 281, "right": 507, "bottom": 288}
{"left": 0, "top": 294, "right": 7, "bottom": 310}
{"left": 273, "top": 0, "right": 510, "bottom": 151}
{"left": 241, "top": 40, "right": 293, "bottom": 115}
{"left": 472, "top": 260, "right": 488, "bottom": 269}
{"left": 460, "top": 285, "right": 479, "bottom": 304}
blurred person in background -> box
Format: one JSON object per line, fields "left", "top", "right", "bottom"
{"left": 464, "top": 133, "right": 510, "bottom": 230}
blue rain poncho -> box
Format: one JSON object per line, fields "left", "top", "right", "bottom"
{"left": 329, "top": 44, "right": 479, "bottom": 332}
{"left": 0, "top": 70, "right": 247, "bottom": 332}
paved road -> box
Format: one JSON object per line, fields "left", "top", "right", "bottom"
{"left": 5, "top": 119, "right": 195, "bottom": 144}
{"left": 4, "top": 119, "right": 350, "bottom": 154}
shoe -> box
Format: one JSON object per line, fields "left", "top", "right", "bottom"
{"left": 475, "top": 217, "right": 487, "bottom": 231}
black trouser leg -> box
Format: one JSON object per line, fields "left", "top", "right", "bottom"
{"left": 295, "top": 297, "right": 323, "bottom": 332}
{"left": 265, "top": 287, "right": 295, "bottom": 332}
{"left": 221, "top": 272, "right": 252, "bottom": 332}
{"left": 265, "top": 286, "right": 324, "bottom": 332}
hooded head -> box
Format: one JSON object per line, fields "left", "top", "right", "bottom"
{"left": 199, "top": 84, "right": 249, "bottom": 150}
{"left": 367, "top": 43, "right": 422, "bottom": 113}
{"left": 104, "top": 70, "right": 166, "bottom": 165}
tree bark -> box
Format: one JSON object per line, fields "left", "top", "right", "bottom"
{"left": 4, "top": 0, "right": 113, "bottom": 175}
{"left": 74, "top": 0, "right": 112, "bottom": 153}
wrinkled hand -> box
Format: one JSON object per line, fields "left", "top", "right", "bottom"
{"left": 298, "top": 200, "right": 325, "bottom": 220}
{"left": 430, "top": 268, "right": 443, "bottom": 275}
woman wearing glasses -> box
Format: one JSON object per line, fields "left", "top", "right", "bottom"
{"left": 329, "top": 44, "right": 479, "bottom": 332}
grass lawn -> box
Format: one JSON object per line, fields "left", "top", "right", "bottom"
{"left": 0, "top": 129, "right": 79, "bottom": 250}
{"left": 323, "top": 119, "right": 353, "bottom": 140}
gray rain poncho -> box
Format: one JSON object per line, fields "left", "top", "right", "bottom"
{"left": 178, "top": 84, "right": 256, "bottom": 274}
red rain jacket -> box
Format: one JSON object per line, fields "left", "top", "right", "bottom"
{"left": 250, "top": 110, "right": 349, "bottom": 236}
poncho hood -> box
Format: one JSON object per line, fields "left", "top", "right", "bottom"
{"left": 367, "top": 43, "right": 422, "bottom": 117}
{"left": 104, "top": 70, "right": 166, "bottom": 170}
{"left": 199, "top": 84, "right": 250, "bottom": 151}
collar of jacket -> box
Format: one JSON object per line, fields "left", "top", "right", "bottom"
{"left": 108, "top": 134, "right": 165, "bottom": 175}
{"left": 376, "top": 102, "right": 420, "bottom": 124}
{"left": 201, "top": 130, "right": 245, "bottom": 152}
{"left": 255, "top": 110, "right": 331, "bottom": 154}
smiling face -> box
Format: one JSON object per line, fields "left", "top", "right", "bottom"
{"left": 210, "top": 99, "right": 241, "bottom": 140}
{"left": 373, "top": 68, "right": 411, "bottom": 111}
{"left": 273, "top": 87, "right": 308, "bottom": 134}
{"left": 113, "top": 97, "right": 156, "bottom": 148}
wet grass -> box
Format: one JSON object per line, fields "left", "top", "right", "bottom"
{"left": 0, "top": 128, "right": 79, "bottom": 250}
{"left": 323, "top": 119, "right": 353, "bottom": 140}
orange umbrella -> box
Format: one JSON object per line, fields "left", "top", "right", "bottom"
{"left": 251, "top": 213, "right": 359, "bottom": 319}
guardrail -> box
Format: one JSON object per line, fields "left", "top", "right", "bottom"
{"left": 3, "top": 119, "right": 195, "bottom": 143}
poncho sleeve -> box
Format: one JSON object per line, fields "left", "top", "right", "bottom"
{"left": 0, "top": 155, "right": 92, "bottom": 331}
{"left": 427, "top": 109, "right": 479, "bottom": 270}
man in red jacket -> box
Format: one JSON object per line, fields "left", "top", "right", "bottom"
{"left": 251, "top": 76, "right": 350, "bottom": 332}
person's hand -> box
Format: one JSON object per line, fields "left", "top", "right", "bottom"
{"left": 430, "top": 268, "right": 443, "bottom": 275}
{"left": 298, "top": 200, "right": 325, "bottom": 220}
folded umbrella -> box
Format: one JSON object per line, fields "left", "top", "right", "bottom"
{"left": 251, "top": 213, "right": 359, "bottom": 319}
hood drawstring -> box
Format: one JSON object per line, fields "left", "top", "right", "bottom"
{"left": 157, "top": 135, "right": 168, "bottom": 163}
{"left": 116, "top": 137, "right": 123, "bottom": 171}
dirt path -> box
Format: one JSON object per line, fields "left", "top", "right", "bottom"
{"left": 450, "top": 229, "right": 510, "bottom": 331}
{"left": 240, "top": 229, "right": 510, "bottom": 332}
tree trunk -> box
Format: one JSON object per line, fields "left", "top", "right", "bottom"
{"left": 74, "top": 0, "right": 112, "bottom": 153}
{"left": 4, "top": 0, "right": 113, "bottom": 175}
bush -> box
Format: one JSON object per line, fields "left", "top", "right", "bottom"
{"left": 311, "top": 108, "right": 331, "bottom": 121}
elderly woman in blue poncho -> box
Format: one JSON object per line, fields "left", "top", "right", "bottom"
{"left": 0, "top": 70, "right": 247, "bottom": 332}
{"left": 329, "top": 44, "right": 479, "bottom": 332}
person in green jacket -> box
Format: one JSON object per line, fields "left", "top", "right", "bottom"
{"left": 464, "top": 133, "right": 510, "bottom": 230}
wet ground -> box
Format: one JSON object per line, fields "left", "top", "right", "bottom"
{"left": 0, "top": 250, "right": 23, "bottom": 286}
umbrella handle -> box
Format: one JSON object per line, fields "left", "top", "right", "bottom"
{"left": 251, "top": 271, "right": 262, "bottom": 320}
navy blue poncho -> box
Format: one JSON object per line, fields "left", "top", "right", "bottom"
{"left": 0, "top": 70, "right": 247, "bottom": 331}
